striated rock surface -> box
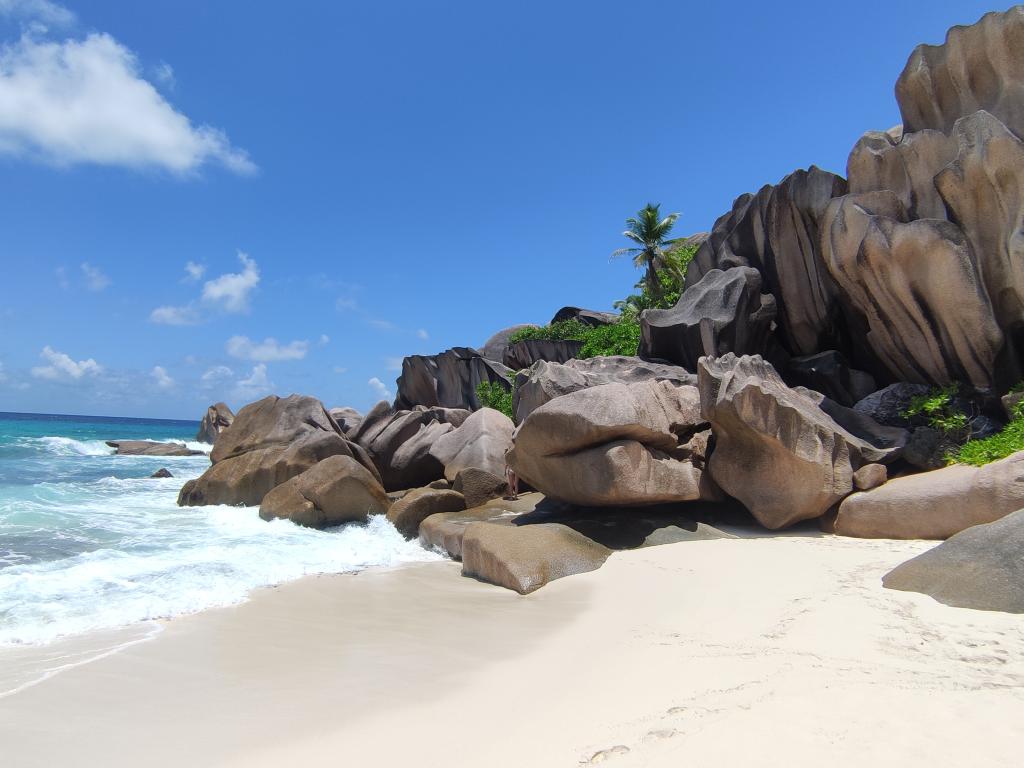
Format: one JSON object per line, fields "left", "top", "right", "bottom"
{"left": 895, "top": 6, "right": 1024, "bottom": 139}
{"left": 513, "top": 356, "right": 694, "bottom": 424}
{"left": 196, "top": 402, "right": 235, "bottom": 445}
{"left": 429, "top": 407, "right": 514, "bottom": 481}
{"left": 386, "top": 488, "right": 466, "bottom": 538}
{"left": 883, "top": 509, "right": 1024, "bottom": 613}
{"left": 507, "top": 379, "right": 716, "bottom": 507}
{"left": 259, "top": 455, "right": 390, "bottom": 529}
{"left": 328, "top": 407, "right": 363, "bottom": 436}
{"left": 640, "top": 267, "right": 776, "bottom": 370}
{"left": 699, "top": 354, "right": 902, "bottom": 529}
{"left": 178, "top": 395, "right": 377, "bottom": 507}
{"left": 831, "top": 451, "right": 1024, "bottom": 539}
{"left": 461, "top": 522, "right": 611, "bottom": 594}
{"left": 394, "top": 347, "right": 512, "bottom": 411}
{"left": 451, "top": 467, "right": 508, "bottom": 509}
{"left": 107, "top": 440, "right": 203, "bottom": 457}
{"left": 502, "top": 339, "right": 583, "bottom": 371}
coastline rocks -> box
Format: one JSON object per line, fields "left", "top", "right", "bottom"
{"left": 883, "top": 509, "right": 1024, "bottom": 613}
{"left": 830, "top": 451, "right": 1024, "bottom": 539}
{"left": 107, "top": 440, "right": 204, "bottom": 457}
{"left": 461, "top": 522, "right": 611, "bottom": 595}
{"left": 428, "top": 407, "right": 514, "bottom": 480}
{"left": 640, "top": 267, "right": 777, "bottom": 370}
{"left": 507, "top": 379, "right": 716, "bottom": 507}
{"left": 419, "top": 494, "right": 539, "bottom": 559}
{"left": 352, "top": 404, "right": 470, "bottom": 491}
{"left": 479, "top": 324, "right": 537, "bottom": 362}
{"left": 196, "top": 402, "right": 235, "bottom": 445}
{"left": 386, "top": 488, "right": 466, "bottom": 538}
{"left": 259, "top": 455, "right": 390, "bottom": 529}
{"left": 513, "top": 356, "right": 695, "bottom": 424}
{"left": 178, "top": 394, "right": 378, "bottom": 507}
{"left": 699, "top": 354, "right": 902, "bottom": 529}
{"left": 150, "top": 468, "right": 173, "bottom": 479}
{"left": 394, "top": 347, "right": 513, "bottom": 411}
{"left": 502, "top": 339, "right": 583, "bottom": 371}
{"left": 452, "top": 467, "right": 508, "bottom": 509}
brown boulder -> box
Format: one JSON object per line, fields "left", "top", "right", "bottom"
{"left": 461, "top": 522, "right": 611, "bottom": 594}
{"left": 831, "top": 451, "right": 1024, "bottom": 540}
{"left": 418, "top": 493, "right": 542, "bottom": 559}
{"left": 385, "top": 488, "right": 466, "bottom": 538}
{"left": 452, "top": 467, "right": 508, "bottom": 509}
{"left": 107, "top": 440, "right": 204, "bottom": 457}
{"left": 428, "top": 407, "right": 513, "bottom": 480}
{"left": 259, "top": 455, "right": 390, "bottom": 529}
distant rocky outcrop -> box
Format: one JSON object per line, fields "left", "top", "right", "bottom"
{"left": 178, "top": 394, "right": 378, "bottom": 507}
{"left": 394, "top": 347, "right": 512, "bottom": 411}
{"left": 107, "top": 440, "right": 203, "bottom": 457}
{"left": 196, "top": 402, "right": 235, "bottom": 445}
{"left": 150, "top": 468, "right": 173, "bottom": 478}
{"left": 479, "top": 324, "right": 538, "bottom": 362}
{"left": 549, "top": 306, "right": 618, "bottom": 326}
{"left": 502, "top": 339, "right": 583, "bottom": 371}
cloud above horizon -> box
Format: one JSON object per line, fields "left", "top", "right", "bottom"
{"left": 368, "top": 376, "right": 392, "bottom": 401}
{"left": 151, "top": 365, "right": 174, "bottom": 389}
{"left": 80, "top": 262, "right": 110, "bottom": 291}
{"left": 226, "top": 335, "right": 309, "bottom": 362}
{"left": 0, "top": 0, "right": 75, "bottom": 27}
{"left": 151, "top": 252, "right": 260, "bottom": 325}
{"left": 0, "top": 29, "right": 255, "bottom": 174}
{"left": 30, "top": 345, "right": 102, "bottom": 380}
{"left": 233, "top": 363, "right": 273, "bottom": 401}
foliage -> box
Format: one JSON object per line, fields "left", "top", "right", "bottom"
{"left": 508, "top": 319, "right": 591, "bottom": 344}
{"left": 506, "top": 317, "right": 641, "bottom": 361}
{"left": 611, "top": 203, "right": 680, "bottom": 301}
{"left": 475, "top": 381, "right": 514, "bottom": 420}
{"left": 952, "top": 393, "right": 1024, "bottom": 466}
{"left": 902, "top": 384, "right": 969, "bottom": 438}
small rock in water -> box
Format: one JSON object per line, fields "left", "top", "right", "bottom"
{"left": 150, "top": 468, "right": 173, "bottom": 479}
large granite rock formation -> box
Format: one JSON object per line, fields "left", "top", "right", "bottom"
{"left": 699, "top": 354, "right": 903, "bottom": 529}
{"left": 351, "top": 403, "right": 471, "bottom": 491}
{"left": 394, "top": 347, "right": 513, "bottom": 411}
{"left": 639, "top": 267, "right": 777, "bottom": 370}
{"left": 259, "top": 455, "right": 390, "bottom": 529}
{"left": 428, "top": 407, "right": 514, "bottom": 480}
{"left": 512, "top": 356, "right": 695, "bottom": 424}
{"left": 178, "top": 395, "right": 377, "bottom": 507}
{"left": 328, "top": 407, "right": 363, "bottom": 436}
{"left": 479, "top": 324, "right": 537, "bottom": 362}
{"left": 196, "top": 402, "right": 235, "bottom": 445}
{"left": 550, "top": 306, "right": 619, "bottom": 326}
{"left": 785, "top": 350, "right": 876, "bottom": 407}
{"left": 502, "top": 339, "right": 583, "bottom": 371}
{"left": 507, "top": 379, "right": 717, "bottom": 507}
{"left": 883, "top": 509, "right": 1024, "bottom": 613}
{"left": 830, "top": 450, "right": 1024, "bottom": 539}
{"left": 451, "top": 467, "right": 508, "bottom": 508}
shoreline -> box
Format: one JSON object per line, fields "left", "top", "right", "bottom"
{"left": 3, "top": 534, "right": 1023, "bottom": 767}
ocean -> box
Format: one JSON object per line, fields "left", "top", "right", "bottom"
{"left": 0, "top": 411, "right": 439, "bottom": 646}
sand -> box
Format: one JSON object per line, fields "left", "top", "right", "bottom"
{"left": 2, "top": 533, "right": 1023, "bottom": 767}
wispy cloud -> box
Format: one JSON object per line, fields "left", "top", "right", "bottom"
{"left": 226, "top": 335, "right": 308, "bottom": 362}
{"left": 151, "top": 365, "right": 174, "bottom": 389}
{"left": 149, "top": 304, "right": 200, "bottom": 326}
{"left": 200, "top": 365, "right": 233, "bottom": 386}
{"left": 0, "top": 0, "right": 75, "bottom": 28}
{"left": 368, "top": 376, "right": 392, "bottom": 401}
{"left": 153, "top": 60, "right": 174, "bottom": 90}
{"left": 0, "top": 30, "right": 255, "bottom": 174}
{"left": 333, "top": 365, "right": 347, "bottom": 374}
{"left": 318, "top": 334, "right": 330, "bottom": 346}
{"left": 80, "top": 262, "right": 110, "bottom": 291}
{"left": 183, "top": 261, "right": 205, "bottom": 282}
{"left": 151, "top": 252, "right": 260, "bottom": 325}
{"left": 416, "top": 328, "right": 429, "bottom": 340}
{"left": 233, "top": 364, "right": 273, "bottom": 401}
{"left": 30, "top": 345, "right": 101, "bottom": 380}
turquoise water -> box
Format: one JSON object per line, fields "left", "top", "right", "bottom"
{"left": 0, "top": 412, "right": 437, "bottom": 645}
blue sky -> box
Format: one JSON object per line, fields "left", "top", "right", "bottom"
{"left": 0, "top": 0, "right": 1001, "bottom": 419}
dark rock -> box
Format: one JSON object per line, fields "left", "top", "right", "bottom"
{"left": 259, "top": 455, "right": 390, "bottom": 529}
{"left": 479, "top": 324, "right": 538, "bottom": 362}
{"left": 386, "top": 488, "right": 466, "bottom": 538}
{"left": 903, "top": 427, "right": 959, "bottom": 471}
{"left": 394, "top": 347, "right": 513, "bottom": 411}
{"left": 196, "top": 402, "right": 235, "bottom": 445}
{"left": 786, "top": 350, "right": 876, "bottom": 407}
{"left": 883, "top": 509, "right": 1024, "bottom": 613}
{"left": 107, "top": 440, "right": 204, "bottom": 457}
{"left": 852, "top": 383, "right": 931, "bottom": 428}
{"left": 150, "top": 468, "right": 173, "bottom": 479}
{"left": 452, "top": 467, "right": 508, "bottom": 509}
{"left": 639, "top": 267, "right": 777, "bottom": 371}
{"left": 549, "top": 307, "right": 619, "bottom": 327}
{"left": 502, "top": 339, "right": 583, "bottom": 371}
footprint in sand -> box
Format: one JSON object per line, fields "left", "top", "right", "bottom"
{"left": 584, "top": 745, "right": 630, "bottom": 763}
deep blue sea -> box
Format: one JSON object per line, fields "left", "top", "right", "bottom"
{"left": 0, "top": 412, "right": 436, "bottom": 645}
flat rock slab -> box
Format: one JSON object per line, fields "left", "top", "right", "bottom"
{"left": 419, "top": 493, "right": 542, "bottom": 560}
{"left": 386, "top": 488, "right": 466, "bottom": 538}
{"left": 107, "top": 440, "right": 204, "bottom": 457}
{"left": 883, "top": 509, "right": 1024, "bottom": 613}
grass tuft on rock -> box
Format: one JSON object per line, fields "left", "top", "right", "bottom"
{"left": 952, "top": 400, "right": 1024, "bottom": 466}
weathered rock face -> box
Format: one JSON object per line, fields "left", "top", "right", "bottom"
{"left": 428, "top": 407, "right": 514, "bottom": 480}
{"left": 503, "top": 339, "right": 583, "bottom": 371}
{"left": 820, "top": 191, "right": 1003, "bottom": 388}
{"left": 513, "top": 356, "right": 695, "bottom": 424}
{"left": 684, "top": 166, "right": 849, "bottom": 357}
{"left": 196, "top": 402, "right": 235, "bottom": 445}
{"left": 830, "top": 451, "right": 1024, "bottom": 540}
{"left": 699, "top": 354, "right": 902, "bottom": 529}
{"left": 852, "top": 383, "right": 931, "bottom": 428}
{"left": 785, "top": 351, "right": 876, "bottom": 407}
{"left": 479, "top": 324, "right": 537, "bottom": 362}
{"left": 352, "top": 404, "right": 471, "bottom": 491}
{"left": 549, "top": 306, "right": 619, "bottom": 327}
{"left": 394, "top": 347, "right": 513, "bottom": 411}
{"left": 107, "top": 440, "right": 204, "bottom": 457}
{"left": 895, "top": 7, "right": 1024, "bottom": 139}
{"left": 259, "top": 455, "right": 390, "bottom": 529}
{"left": 452, "top": 467, "right": 508, "bottom": 509}
{"left": 883, "top": 509, "right": 1024, "bottom": 613}
{"left": 178, "top": 395, "right": 377, "bottom": 507}
{"left": 461, "top": 522, "right": 611, "bottom": 594}
{"left": 386, "top": 488, "right": 466, "bottom": 538}
{"left": 328, "top": 407, "right": 363, "bottom": 436}
{"left": 507, "top": 379, "right": 717, "bottom": 507}
{"left": 419, "top": 493, "right": 541, "bottom": 559}
{"left": 640, "top": 267, "right": 777, "bottom": 370}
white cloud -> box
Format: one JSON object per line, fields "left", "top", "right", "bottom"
{"left": 368, "top": 376, "right": 392, "bottom": 401}
{"left": 31, "top": 345, "right": 101, "bottom": 380}
{"left": 333, "top": 365, "right": 347, "bottom": 374}
{"left": 153, "top": 60, "right": 174, "bottom": 89}
{"left": 0, "top": 0, "right": 75, "bottom": 27}
{"left": 318, "top": 334, "right": 330, "bottom": 346}
{"left": 367, "top": 318, "right": 396, "bottom": 331}
{"left": 335, "top": 296, "right": 358, "bottom": 311}
{"left": 201, "top": 252, "right": 259, "bottom": 313}
{"left": 416, "top": 328, "right": 429, "bottom": 340}
{"left": 151, "top": 365, "right": 174, "bottom": 389}
{"left": 0, "top": 32, "right": 255, "bottom": 174}
{"left": 151, "top": 252, "right": 260, "bottom": 325}
{"left": 80, "top": 261, "right": 110, "bottom": 291}
{"left": 183, "top": 261, "right": 205, "bottom": 282}
{"left": 226, "top": 335, "right": 308, "bottom": 362}
{"left": 233, "top": 364, "right": 273, "bottom": 401}
{"left": 201, "top": 365, "right": 234, "bottom": 386}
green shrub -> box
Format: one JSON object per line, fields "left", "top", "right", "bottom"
{"left": 903, "top": 384, "right": 969, "bottom": 437}
{"left": 507, "top": 318, "right": 640, "bottom": 361}
{"left": 475, "top": 381, "right": 514, "bottom": 420}
{"left": 951, "top": 398, "right": 1024, "bottom": 466}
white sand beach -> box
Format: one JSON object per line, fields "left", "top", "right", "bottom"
{"left": 3, "top": 533, "right": 1023, "bottom": 767}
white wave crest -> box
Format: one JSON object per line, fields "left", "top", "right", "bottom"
{"left": 34, "top": 437, "right": 113, "bottom": 457}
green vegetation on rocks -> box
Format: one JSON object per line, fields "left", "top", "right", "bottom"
{"left": 475, "top": 381, "right": 514, "bottom": 420}
{"left": 508, "top": 318, "right": 640, "bottom": 359}
{"left": 953, "top": 400, "right": 1024, "bottom": 467}
{"left": 903, "top": 384, "right": 969, "bottom": 438}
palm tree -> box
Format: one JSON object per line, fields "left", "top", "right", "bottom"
{"left": 611, "top": 203, "right": 680, "bottom": 300}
